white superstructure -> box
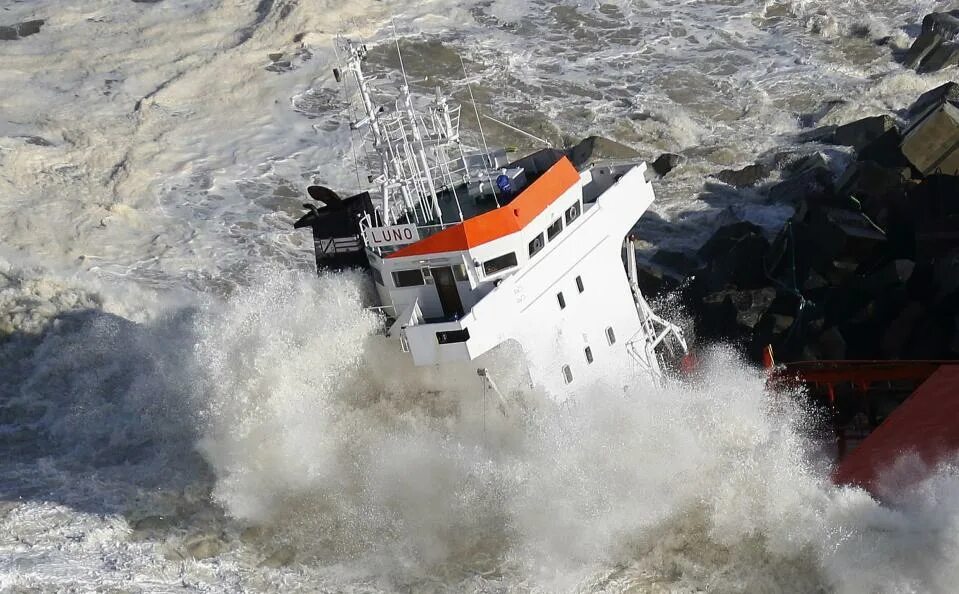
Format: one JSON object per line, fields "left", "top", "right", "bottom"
{"left": 295, "top": 38, "right": 687, "bottom": 398}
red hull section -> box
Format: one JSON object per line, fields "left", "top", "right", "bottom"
{"left": 833, "top": 365, "right": 959, "bottom": 492}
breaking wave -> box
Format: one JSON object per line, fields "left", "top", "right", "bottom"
{"left": 6, "top": 265, "right": 959, "bottom": 591}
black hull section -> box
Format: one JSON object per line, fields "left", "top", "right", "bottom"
{"left": 294, "top": 188, "right": 375, "bottom": 273}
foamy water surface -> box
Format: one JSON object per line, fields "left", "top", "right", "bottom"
{"left": 2, "top": 0, "right": 959, "bottom": 591}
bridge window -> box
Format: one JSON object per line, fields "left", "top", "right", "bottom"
{"left": 606, "top": 326, "right": 616, "bottom": 345}
{"left": 436, "top": 328, "right": 470, "bottom": 344}
{"left": 483, "top": 252, "right": 518, "bottom": 275}
{"left": 576, "top": 275, "right": 584, "bottom": 293}
{"left": 562, "top": 365, "right": 573, "bottom": 384}
{"left": 585, "top": 346, "right": 593, "bottom": 364}
{"left": 565, "top": 201, "right": 581, "bottom": 225}
{"left": 392, "top": 269, "right": 424, "bottom": 287}
{"left": 528, "top": 232, "right": 545, "bottom": 258}
{"left": 547, "top": 217, "right": 563, "bottom": 241}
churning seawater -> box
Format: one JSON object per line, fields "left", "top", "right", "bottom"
{"left": 2, "top": 0, "right": 959, "bottom": 591}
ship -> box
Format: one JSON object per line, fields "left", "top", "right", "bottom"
{"left": 292, "top": 38, "right": 959, "bottom": 496}
{"left": 293, "top": 39, "right": 688, "bottom": 398}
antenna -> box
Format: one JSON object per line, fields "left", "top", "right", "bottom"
{"left": 460, "top": 55, "right": 500, "bottom": 207}
{"left": 392, "top": 20, "right": 444, "bottom": 223}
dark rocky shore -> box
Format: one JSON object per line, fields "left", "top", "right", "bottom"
{"left": 640, "top": 10, "right": 959, "bottom": 366}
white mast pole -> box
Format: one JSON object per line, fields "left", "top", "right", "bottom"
{"left": 393, "top": 34, "right": 443, "bottom": 223}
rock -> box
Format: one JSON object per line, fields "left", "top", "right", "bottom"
{"left": 0, "top": 19, "right": 44, "bottom": 41}
{"left": 751, "top": 309, "right": 799, "bottom": 361}
{"left": 857, "top": 128, "right": 910, "bottom": 169}
{"left": 919, "top": 42, "right": 959, "bottom": 73}
{"left": 697, "top": 221, "right": 764, "bottom": 261}
{"left": 713, "top": 163, "right": 771, "bottom": 187}
{"left": 695, "top": 291, "right": 742, "bottom": 341}
{"left": 565, "top": 136, "right": 641, "bottom": 168}
{"left": 259, "top": 546, "right": 296, "bottom": 568}
{"left": 932, "top": 248, "right": 959, "bottom": 298}
{"left": 833, "top": 115, "right": 897, "bottom": 152}
{"left": 901, "top": 101, "right": 959, "bottom": 176}
{"left": 910, "top": 176, "right": 959, "bottom": 259}
{"left": 185, "top": 534, "right": 224, "bottom": 560}
{"left": 240, "top": 526, "right": 263, "bottom": 543}
{"left": 802, "top": 269, "right": 829, "bottom": 292}
{"left": 792, "top": 208, "right": 886, "bottom": 286}
{"left": 797, "top": 125, "right": 837, "bottom": 144}
{"left": 818, "top": 326, "right": 847, "bottom": 359}
{"left": 697, "top": 222, "right": 771, "bottom": 291}
{"left": 636, "top": 263, "right": 680, "bottom": 297}
{"left": 266, "top": 60, "right": 293, "bottom": 73}
{"left": 695, "top": 287, "right": 776, "bottom": 345}
{"left": 908, "top": 82, "right": 959, "bottom": 119}
{"left": 819, "top": 207, "right": 886, "bottom": 256}
{"left": 783, "top": 151, "right": 831, "bottom": 176}
{"left": 904, "top": 31, "right": 943, "bottom": 69}
{"left": 651, "top": 152, "right": 684, "bottom": 177}
{"left": 132, "top": 515, "right": 174, "bottom": 533}
{"left": 861, "top": 259, "right": 915, "bottom": 292}
{"left": 924, "top": 10, "right": 959, "bottom": 40}
{"left": 904, "top": 11, "right": 959, "bottom": 72}
{"left": 900, "top": 311, "right": 955, "bottom": 358}
{"left": 18, "top": 135, "right": 54, "bottom": 147}
{"left": 651, "top": 249, "right": 700, "bottom": 277}
{"left": 767, "top": 163, "right": 834, "bottom": 207}
{"left": 836, "top": 160, "right": 910, "bottom": 204}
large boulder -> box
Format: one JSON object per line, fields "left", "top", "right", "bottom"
{"left": 767, "top": 161, "right": 835, "bottom": 207}
{"left": 908, "top": 82, "right": 959, "bottom": 119}
{"left": 0, "top": 19, "right": 44, "bottom": 41}
{"left": 904, "top": 11, "right": 959, "bottom": 73}
{"left": 651, "top": 152, "right": 684, "bottom": 177}
{"left": 833, "top": 115, "right": 897, "bottom": 152}
{"left": 857, "top": 128, "right": 910, "bottom": 169}
{"left": 901, "top": 101, "right": 959, "bottom": 176}
{"left": 696, "top": 221, "right": 771, "bottom": 291}
{"left": 565, "top": 135, "right": 641, "bottom": 168}
{"left": 836, "top": 160, "right": 911, "bottom": 203}
{"left": 713, "top": 163, "right": 771, "bottom": 188}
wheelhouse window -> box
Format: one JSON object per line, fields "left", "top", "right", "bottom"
{"left": 392, "top": 269, "right": 424, "bottom": 287}
{"left": 547, "top": 218, "right": 563, "bottom": 241}
{"left": 565, "top": 201, "right": 581, "bottom": 225}
{"left": 576, "top": 275, "right": 584, "bottom": 293}
{"left": 606, "top": 326, "right": 616, "bottom": 345}
{"left": 528, "top": 232, "right": 545, "bottom": 258}
{"left": 557, "top": 292, "right": 566, "bottom": 309}
{"left": 585, "top": 346, "right": 593, "bottom": 364}
{"left": 483, "top": 252, "right": 518, "bottom": 275}
{"left": 562, "top": 365, "right": 573, "bottom": 384}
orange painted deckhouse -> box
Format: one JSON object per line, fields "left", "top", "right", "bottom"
{"left": 387, "top": 157, "right": 581, "bottom": 259}
{"left": 295, "top": 38, "right": 689, "bottom": 398}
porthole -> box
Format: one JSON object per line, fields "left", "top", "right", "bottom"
{"left": 606, "top": 326, "right": 616, "bottom": 345}
{"left": 547, "top": 217, "right": 563, "bottom": 241}
{"left": 557, "top": 292, "right": 566, "bottom": 309}
{"left": 528, "top": 232, "right": 545, "bottom": 257}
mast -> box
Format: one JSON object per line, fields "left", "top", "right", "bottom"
{"left": 333, "top": 37, "right": 491, "bottom": 233}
